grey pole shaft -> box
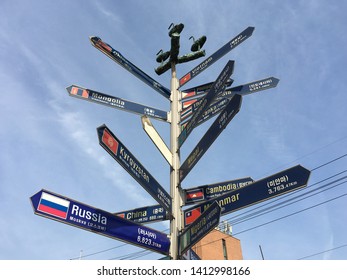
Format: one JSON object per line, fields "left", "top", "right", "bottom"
{"left": 170, "top": 62, "right": 182, "bottom": 260}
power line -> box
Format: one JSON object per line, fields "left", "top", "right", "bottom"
{"left": 192, "top": 192, "right": 347, "bottom": 252}
{"left": 311, "top": 153, "right": 347, "bottom": 171}
{"left": 228, "top": 173, "right": 347, "bottom": 226}
{"left": 297, "top": 244, "right": 347, "bottom": 260}
{"left": 232, "top": 192, "right": 347, "bottom": 236}
{"left": 70, "top": 244, "right": 127, "bottom": 260}
{"left": 228, "top": 169, "right": 347, "bottom": 224}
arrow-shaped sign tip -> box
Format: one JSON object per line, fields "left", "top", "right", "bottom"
{"left": 89, "top": 36, "right": 99, "bottom": 46}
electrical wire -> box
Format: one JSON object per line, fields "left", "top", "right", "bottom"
{"left": 228, "top": 170, "right": 347, "bottom": 223}
{"left": 192, "top": 191, "right": 347, "bottom": 251}
{"left": 297, "top": 244, "right": 347, "bottom": 260}
{"left": 228, "top": 173, "right": 347, "bottom": 226}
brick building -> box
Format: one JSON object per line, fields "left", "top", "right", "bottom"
{"left": 191, "top": 225, "right": 243, "bottom": 260}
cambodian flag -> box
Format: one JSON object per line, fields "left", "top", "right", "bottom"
{"left": 37, "top": 192, "right": 70, "bottom": 220}
{"left": 186, "top": 189, "right": 204, "bottom": 202}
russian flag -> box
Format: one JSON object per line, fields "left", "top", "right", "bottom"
{"left": 38, "top": 192, "right": 70, "bottom": 220}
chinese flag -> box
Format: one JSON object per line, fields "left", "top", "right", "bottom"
{"left": 102, "top": 129, "right": 119, "bottom": 155}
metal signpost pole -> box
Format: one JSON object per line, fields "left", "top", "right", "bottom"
{"left": 169, "top": 61, "right": 182, "bottom": 260}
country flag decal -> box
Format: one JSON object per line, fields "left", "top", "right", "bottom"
{"left": 185, "top": 207, "right": 201, "bottom": 225}
{"left": 186, "top": 189, "right": 204, "bottom": 202}
{"left": 102, "top": 129, "right": 119, "bottom": 156}
{"left": 70, "top": 86, "right": 89, "bottom": 99}
{"left": 37, "top": 192, "right": 70, "bottom": 220}
{"left": 179, "top": 73, "right": 191, "bottom": 86}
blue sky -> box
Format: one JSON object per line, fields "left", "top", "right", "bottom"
{"left": 1, "top": 0, "right": 347, "bottom": 260}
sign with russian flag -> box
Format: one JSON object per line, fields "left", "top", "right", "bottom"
{"left": 30, "top": 189, "right": 170, "bottom": 255}
{"left": 37, "top": 192, "right": 70, "bottom": 220}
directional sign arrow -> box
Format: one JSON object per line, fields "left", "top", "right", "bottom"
{"left": 182, "top": 77, "right": 279, "bottom": 101}
{"left": 181, "top": 77, "right": 280, "bottom": 124}
{"left": 181, "top": 79, "right": 234, "bottom": 103}
{"left": 67, "top": 85, "right": 168, "bottom": 122}
{"left": 97, "top": 124, "right": 172, "bottom": 213}
{"left": 179, "top": 201, "right": 221, "bottom": 256}
{"left": 90, "top": 36, "right": 171, "bottom": 99}
{"left": 181, "top": 97, "right": 230, "bottom": 128}
{"left": 184, "top": 177, "right": 254, "bottom": 206}
{"left": 178, "top": 60, "right": 235, "bottom": 148}
{"left": 179, "top": 26, "right": 255, "bottom": 87}
{"left": 30, "top": 189, "right": 170, "bottom": 255}
{"left": 114, "top": 204, "right": 169, "bottom": 224}
{"left": 184, "top": 165, "right": 311, "bottom": 226}
{"left": 142, "top": 116, "right": 172, "bottom": 166}
{"left": 179, "top": 94, "right": 242, "bottom": 182}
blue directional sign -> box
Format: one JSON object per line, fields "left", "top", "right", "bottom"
{"left": 181, "top": 77, "right": 280, "bottom": 125}
{"left": 114, "top": 204, "right": 169, "bottom": 224}
{"left": 30, "top": 189, "right": 170, "bottom": 255}
{"left": 184, "top": 177, "right": 254, "bottom": 205}
{"left": 182, "top": 77, "right": 279, "bottom": 102}
{"left": 90, "top": 36, "right": 171, "bottom": 99}
{"left": 181, "top": 79, "right": 234, "bottom": 102}
{"left": 97, "top": 124, "right": 172, "bottom": 213}
{"left": 180, "top": 95, "right": 242, "bottom": 182}
{"left": 178, "top": 60, "right": 235, "bottom": 147}
{"left": 184, "top": 165, "right": 311, "bottom": 226}
{"left": 179, "top": 201, "right": 221, "bottom": 255}
{"left": 179, "top": 26, "right": 255, "bottom": 87}
{"left": 67, "top": 85, "right": 168, "bottom": 122}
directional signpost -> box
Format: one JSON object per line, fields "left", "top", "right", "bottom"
{"left": 184, "top": 165, "right": 311, "bottom": 226}
{"left": 90, "top": 36, "right": 171, "bottom": 99}
{"left": 180, "top": 77, "right": 280, "bottom": 125}
{"left": 179, "top": 94, "right": 242, "bottom": 182}
{"left": 67, "top": 85, "right": 168, "bottom": 122}
{"left": 183, "top": 177, "right": 254, "bottom": 206}
{"left": 179, "top": 26, "right": 254, "bottom": 87}
{"left": 97, "top": 124, "right": 172, "bottom": 213}
{"left": 114, "top": 204, "right": 169, "bottom": 224}
{"left": 179, "top": 201, "right": 221, "bottom": 255}
{"left": 30, "top": 189, "right": 170, "bottom": 255}
{"left": 32, "top": 24, "right": 311, "bottom": 260}
{"left": 178, "top": 60, "right": 235, "bottom": 147}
